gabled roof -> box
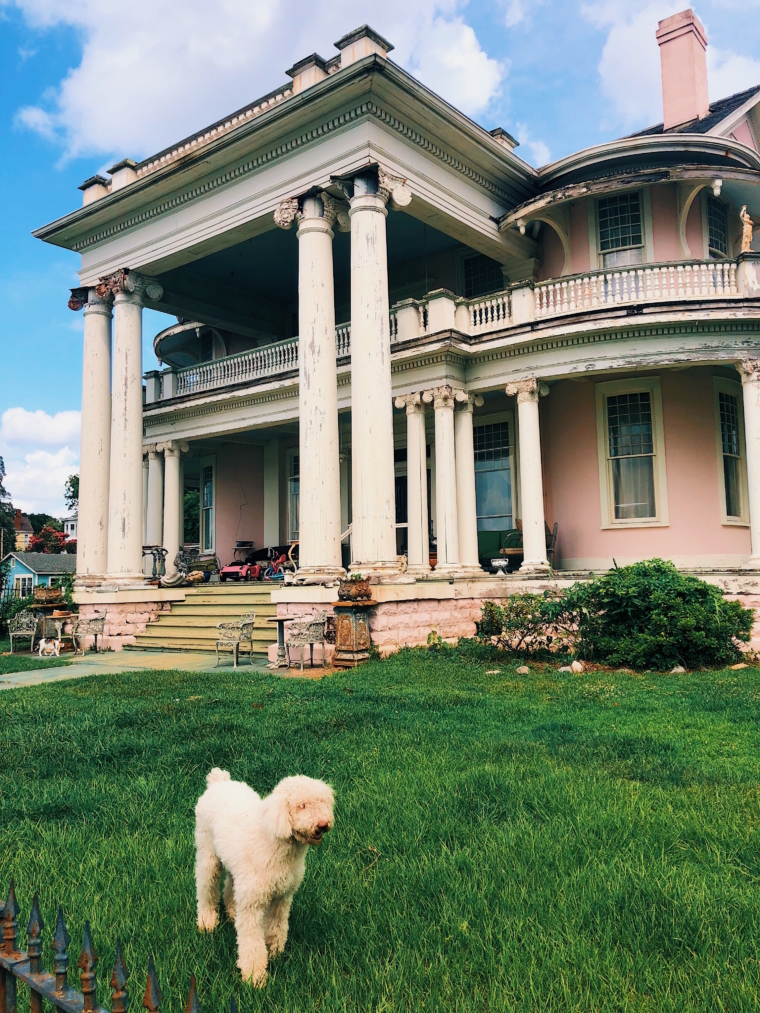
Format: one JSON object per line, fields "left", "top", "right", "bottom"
{"left": 2, "top": 552, "right": 77, "bottom": 574}
{"left": 629, "top": 84, "right": 760, "bottom": 137}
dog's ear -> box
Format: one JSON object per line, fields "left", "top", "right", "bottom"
{"left": 262, "top": 786, "right": 292, "bottom": 839}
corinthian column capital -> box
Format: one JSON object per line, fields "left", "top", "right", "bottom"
{"left": 737, "top": 359, "right": 760, "bottom": 384}
{"left": 422, "top": 385, "right": 458, "bottom": 411}
{"left": 96, "top": 269, "right": 162, "bottom": 303}
{"left": 377, "top": 168, "right": 412, "bottom": 210}
{"left": 158, "top": 440, "right": 190, "bottom": 457}
{"left": 68, "top": 286, "right": 112, "bottom": 313}
{"left": 506, "top": 378, "right": 550, "bottom": 403}
{"left": 395, "top": 391, "right": 425, "bottom": 415}
{"left": 274, "top": 197, "right": 300, "bottom": 229}
{"left": 454, "top": 390, "right": 485, "bottom": 413}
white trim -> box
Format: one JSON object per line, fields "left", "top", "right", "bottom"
{"left": 199, "top": 455, "right": 216, "bottom": 554}
{"left": 594, "top": 187, "right": 650, "bottom": 266}
{"left": 560, "top": 553, "right": 750, "bottom": 570}
{"left": 472, "top": 409, "right": 517, "bottom": 528}
{"left": 286, "top": 447, "right": 300, "bottom": 542}
{"left": 595, "top": 376, "right": 669, "bottom": 529}
{"left": 713, "top": 376, "right": 749, "bottom": 526}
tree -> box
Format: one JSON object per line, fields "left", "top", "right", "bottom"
{"left": 0, "top": 457, "right": 15, "bottom": 563}
{"left": 27, "top": 513, "right": 62, "bottom": 535}
{"left": 64, "top": 474, "right": 79, "bottom": 513}
{"left": 29, "top": 525, "right": 75, "bottom": 554}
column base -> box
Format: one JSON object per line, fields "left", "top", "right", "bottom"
{"left": 741, "top": 555, "right": 760, "bottom": 570}
{"left": 99, "top": 573, "right": 152, "bottom": 590}
{"left": 350, "top": 560, "right": 416, "bottom": 583}
{"left": 406, "top": 564, "right": 432, "bottom": 579}
{"left": 519, "top": 559, "right": 551, "bottom": 575}
{"left": 291, "top": 566, "right": 346, "bottom": 586}
{"left": 74, "top": 573, "right": 108, "bottom": 589}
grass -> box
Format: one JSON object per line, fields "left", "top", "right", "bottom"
{"left": 0, "top": 637, "right": 71, "bottom": 675}
{"left": 1, "top": 648, "right": 760, "bottom": 1011}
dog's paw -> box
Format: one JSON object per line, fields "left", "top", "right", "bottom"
{"left": 239, "top": 960, "right": 267, "bottom": 988}
{"left": 265, "top": 934, "right": 286, "bottom": 958}
{"left": 197, "top": 909, "right": 218, "bottom": 933}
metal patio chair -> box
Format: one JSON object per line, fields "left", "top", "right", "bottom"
{"left": 215, "top": 618, "right": 256, "bottom": 668}
{"left": 72, "top": 614, "right": 106, "bottom": 655}
{"left": 285, "top": 610, "right": 329, "bottom": 672}
{"left": 8, "top": 609, "right": 39, "bottom": 654}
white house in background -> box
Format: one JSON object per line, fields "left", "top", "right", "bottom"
{"left": 32, "top": 12, "right": 760, "bottom": 651}
{"left": 62, "top": 515, "right": 78, "bottom": 539}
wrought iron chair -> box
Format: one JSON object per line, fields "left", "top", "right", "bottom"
{"left": 285, "top": 610, "right": 329, "bottom": 672}
{"left": 8, "top": 610, "right": 39, "bottom": 654}
{"left": 72, "top": 614, "right": 106, "bottom": 655}
{"left": 215, "top": 618, "right": 256, "bottom": 669}
{"left": 238, "top": 612, "right": 256, "bottom": 665}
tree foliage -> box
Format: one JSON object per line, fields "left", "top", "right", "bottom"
{"left": 64, "top": 474, "right": 79, "bottom": 513}
{"left": 477, "top": 559, "right": 754, "bottom": 670}
{"left": 0, "top": 457, "right": 14, "bottom": 564}
{"left": 27, "top": 513, "right": 62, "bottom": 535}
{"left": 29, "top": 526, "right": 76, "bottom": 554}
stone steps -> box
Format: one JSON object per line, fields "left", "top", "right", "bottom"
{"left": 128, "top": 583, "right": 276, "bottom": 654}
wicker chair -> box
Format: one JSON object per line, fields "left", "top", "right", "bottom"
{"left": 72, "top": 614, "right": 106, "bottom": 655}
{"left": 215, "top": 618, "right": 257, "bottom": 669}
{"left": 8, "top": 610, "right": 39, "bottom": 654}
{"left": 285, "top": 610, "right": 329, "bottom": 672}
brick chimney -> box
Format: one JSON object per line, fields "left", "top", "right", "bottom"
{"left": 14, "top": 509, "right": 21, "bottom": 532}
{"left": 656, "top": 9, "right": 710, "bottom": 130}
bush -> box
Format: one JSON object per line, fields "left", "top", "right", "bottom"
{"left": 0, "top": 593, "right": 34, "bottom": 639}
{"left": 477, "top": 559, "right": 754, "bottom": 670}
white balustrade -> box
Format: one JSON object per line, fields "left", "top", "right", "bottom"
{"left": 535, "top": 260, "right": 738, "bottom": 318}
{"left": 468, "top": 292, "right": 510, "bottom": 333}
{"left": 176, "top": 336, "right": 299, "bottom": 396}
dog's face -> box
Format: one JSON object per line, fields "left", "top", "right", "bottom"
{"left": 268, "top": 775, "right": 335, "bottom": 845}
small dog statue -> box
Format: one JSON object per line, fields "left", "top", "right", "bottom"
{"left": 195, "top": 768, "right": 334, "bottom": 987}
{"left": 38, "top": 638, "right": 60, "bottom": 657}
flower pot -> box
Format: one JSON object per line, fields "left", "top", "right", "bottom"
{"left": 338, "top": 578, "right": 372, "bottom": 602}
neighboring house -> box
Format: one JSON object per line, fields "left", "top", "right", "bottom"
{"left": 13, "top": 511, "right": 33, "bottom": 551}
{"left": 33, "top": 10, "right": 760, "bottom": 649}
{"left": 1, "top": 552, "right": 77, "bottom": 597}
{"left": 62, "top": 515, "right": 78, "bottom": 539}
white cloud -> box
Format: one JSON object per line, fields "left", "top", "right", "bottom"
{"left": 504, "top": 0, "right": 527, "bottom": 27}
{"left": 708, "top": 46, "right": 760, "bottom": 103}
{"left": 515, "top": 123, "right": 551, "bottom": 166}
{"left": 1, "top": 447, "right": 78, "bottom": 516}
{"left": 7, "top": 0, "right": 504, "bottom": 163}
{"left": 0, "top": 408, "right": 81, "bottom": 449}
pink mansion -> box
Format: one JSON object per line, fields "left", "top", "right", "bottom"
{"left": 35, "top": 10, "right": 760, "bottom": 652}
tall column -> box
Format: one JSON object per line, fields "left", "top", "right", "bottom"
{"left": 275, "top": 193, "right": 343, "bottom": 578}
{"left": 395, "top": 393, "right": 430, "bottom": 575}
{"left": 146, "top": 446, "right": 164, "bottom": 547}
{"left": 68, "top": 287, "right": 112, "bottom": 583}
{"left": 454, "top": 390, "right": 485, "bottom": 576}
{"left": 100, "top": 270, "right": 163, "bottom": 583}
{"left": 142, "top": 453, "right": 149, "bottom": 546}
{"left": 738, "top": 359, "right": 760, "bottom": 567}
{"left": 423, "top": 386, "right": 460, "bottom": 574}
{"left": 506, "top": 378, "right": 550, "bottom": 573}
{"left": 161, "top": 441, "right": 188, "bottom": 574}
{"left": 348, "top": 169, "right": 412, "bottom": 575}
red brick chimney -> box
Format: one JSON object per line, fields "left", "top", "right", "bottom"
{"left": 656, "top": 9, "right": 710, "bottom": 130}
{"left": 14, "top": 509, "right": 21, "bottom": 532}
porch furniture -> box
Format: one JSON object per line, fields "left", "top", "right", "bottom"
{"left": 8, "top": 609, "right": 39, "bottom": 653}
{"left": 494, "top": 522, "right": 559, "bottom": 572}
{"left": 72, "top": 614, "right": 106, "bottom": 655}
{"left": 214, "top": 619, "right": 256, "bottom": 669}
{"left": 285, "top": 611, "right": 329, "bottom": 672}
{"left": 331, "top": 601, "right": 375, "bottom": 668}
{"left": 238, "top": 612, "right": 257, "bottom": 664}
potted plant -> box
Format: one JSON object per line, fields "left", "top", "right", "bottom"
{"left": 338, "top": 572, "right": 372, "bottom": 601}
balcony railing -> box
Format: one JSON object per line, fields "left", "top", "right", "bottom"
{"left": 150, "top": 258, "right": 748, "bottom": 402}
{"left": 535, "top": 260, "right": 738, "bottom": 318}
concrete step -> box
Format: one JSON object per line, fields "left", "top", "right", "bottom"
{"left": 126, "top": 640, "right": 267, "bottom": 655}
{"left": 168, "top": 605, "right": 276, "bottom": 617}
{"left": 143, "top": 616, "right": 274, "bottom": 630}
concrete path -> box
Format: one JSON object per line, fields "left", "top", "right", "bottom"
{"left": 0, "top": 649, "right": 271, "bottom": 690}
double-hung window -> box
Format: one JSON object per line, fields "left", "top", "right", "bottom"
{"left": 462, "top": 253, "right": 504, "bottom": 299}
{"left": 287, "top": 450, "right": 300, "bottom": 541}
{"left": 14, "top": 576, "right": 33, "bottom": 597}
{"left": 706, "top": 196, "right": 728, "bottom": 259}
{"left": 596, "top": 378, "right": 668, "bottom": 527}
{"left": 199, "top": 456, "right": 215, "bottom": 553}
{"left": 714, "top": 378, "right": 748, "bottom": 524}
{"left": 597, "top": 192, "right": 644, "bottom": 269}
{"left": 474, "top": 419, "right": 514, "bottom": 531}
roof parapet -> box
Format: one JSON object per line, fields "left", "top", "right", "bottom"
{"left": 286, "top": 53, "right": 330, "bottom": 94}
{"left": 107, "top": 158, "right": 138, "bottom": 192}
{"left": 490, "top": 127, "right": 519, "bottom": 152}
{"left": 78, "top": 174, "right": 110, "bottom": 206}
{"left": 334, "top": 25, "right": 394, "bottom": 68}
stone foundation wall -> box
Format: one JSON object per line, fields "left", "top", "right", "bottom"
{"left": 725, "top": 594, "right": 760, "bottom": 651}
{"left": 78, "top": 601, "right": 172, "bottom": 651}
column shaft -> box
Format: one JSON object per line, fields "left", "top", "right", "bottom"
{"left": 76, "top": 293, "right": 112, "bottom": 579}
{"left": 396, "top": 394, "right": 429, "bottom": 573}
{"left": 142, "top": 455, "right": 149, "bottom": 546}
{"left": 425, "top": 388, "right": 459, "bottom": 571}
{"left": 296, "top": 197, "right": 343, "bottom": 575}
{"left": 508, "top": 379, "right": 550, "bottom": 572}
{"left": 739, "top": 360, "right": 760, "bottom": 566}
{"left": 349, "top": 177, "right": 397, "bottom": 572}
{"left": 146, "top": 448, "right": 164, "bottom": 547}
{"left": 454, "top": 397, "right": 483, "bottom": 571}
{"left": 162, "top": 446, "right": 182, "bottom": 575}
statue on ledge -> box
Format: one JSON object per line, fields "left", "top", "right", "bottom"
{"left": 740, "top": 205, "right": 754, "bottom": 253}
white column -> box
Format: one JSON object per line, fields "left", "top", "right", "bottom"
{"left": 506, "top": 378, "right": 550, "bottom": 572}
{"left": 104, "top": 270, "right": 163, "bottom": 582}
{"left": 394, "top": 393, "right": 429, "bottom": 575}
{"left": 146, "top": 446, "right": 164, "bottom": 548}
{"left": 348, "top": 170, "right": 411, "bottom": 575}
{"left": 142, "top": 454, "right": 149, "bottom": 546}
{"left": 161, "top": 442, "right": 188, "bottom": 574}
{"left": 738, "top": 359, "right": 760, "bottom": 566}
{"left": 263, "top": 438, "right": 280, "bottom": 547}
{"left": 423, "top": 386, "right": 460, "bottom": 573}
{"left": 69, "top": 288, "right": 112, "bottom": 582}
{"left": 454, "top": 391, "right": 485, "bottom": 575}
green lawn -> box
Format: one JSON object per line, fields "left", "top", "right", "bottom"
{"left": 1, "top": 650, "right": 760, "bottom": 1011}
{"left": 0, "top": 637, "right": 71, "bottom": 675}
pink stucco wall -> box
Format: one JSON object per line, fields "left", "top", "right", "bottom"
{"left": 569, "top": 201, "right": 590, "bottom": 275}
{"left": 537, "top": 224, "right": 565, "bottom": 281}
{"left": 542, "top": 369, "right": 751, "bottom": 568}
{"left": 214, "top": 442, "right": 265, "bottom": 566}
{"left": 650, "top": 184, "right": 681, "bottom": 262}
{"left": 685, "top": 193, "right": 704, "bottom": 259}
{"left": 732, "top": 120, "right": 757, "bottom": 151}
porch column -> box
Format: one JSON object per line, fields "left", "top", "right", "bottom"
{"left": 348, "top": 169, "right": 412, "bottom": 575}
{"left": 275, "top": 193, "right": 343, "bottom": 578}
{"left": 68, "top": 287, "right": 112, "bottom": 582}
{"left": 161, "top": 441, "right": 188, "bottom": 574}
{"left": 423, "top": 385, "right": 460, "bottom": 574}
{"left": 454, "top": 390, "right": 485, "bottom": 575}
{"left": 506, "top": 378, "right": 550, "bottom": 573}
{"left": 146, "top": 445, "right": 164, "bottom": 548}
{"left": 738, "top": 358, "right": 760, "bottom": 566}
{"left": 395, "top": 392, "right": 430, "bottom": 575}
{"left": 142, "top": 453, "right": 149, "bottom": 546}
{"left": 100, "top": 270, "right": 163, "bottom": 582}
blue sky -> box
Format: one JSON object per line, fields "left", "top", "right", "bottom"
{"left": 1, "top": 0, "right": 760, "bottom": 513}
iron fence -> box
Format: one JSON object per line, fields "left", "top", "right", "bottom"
{"left": 0, "top": 881, "right": 232, "bottom": 1013}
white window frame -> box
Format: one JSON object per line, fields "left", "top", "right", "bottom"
{"left": 472, "top": 410, "right": 517, "bottom": 530}
{"left": 455, "top": 249, "right": 507, "bottom": 299}
{"left": 713, "top": 376, "right": 749, "bottom": 526}
{"left": 595, "top": 376, "right": 669, "bottom": 529}
{"left": 594, "top": 188, "right": 653, "bottom": 269}
{"left": 14, "top": 575, "right": 33, "bottom": 596}
{"left": 286, "top": 447, "right": 300, "bottom": 542}
{"left": 701, "top": 191, "right": 731, "bottom": 260}
{"left": 199, "top": 455, "right": 216, "bottom": 555}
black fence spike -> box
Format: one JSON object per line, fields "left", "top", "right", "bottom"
{"left": 78, "top": 920, "right": 98, "bottom": 1011}
{"left": 184, "top": 975, "right": 202, "bottom": 1013}
{"left": 110, "top": 939, "right": 130, "bottom": 1013}
{"left": 53, "top": 906, "right": 71, "bottom": 993}
{"left": 142, "top": 956, "right": 162, "bottom": 1013}
{"left": 3, "top": 878, "right": 20, "bottom": 954}
{"left": 26, "top": 893, "right": 44, "bottom": 972}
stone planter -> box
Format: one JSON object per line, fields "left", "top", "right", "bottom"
{"left": 338, "top": 579, "right": 372, "bottom": 602}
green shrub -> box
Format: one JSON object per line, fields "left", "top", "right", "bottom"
{"left": 0, "top": 593, "right": 34, "bottom": 639}
{"left": 477, "top": 559, "right": 754, "bottom": 670}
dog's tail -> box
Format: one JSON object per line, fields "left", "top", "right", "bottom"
{"left": 206, "top": 767, "right": 231, "bottom": 787}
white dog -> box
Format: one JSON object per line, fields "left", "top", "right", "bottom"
{"left": 38, "top": 638, "right": 60, "bottom": 657}
{"left": 194, "top": 768, "right": 334, "bottom": 986}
